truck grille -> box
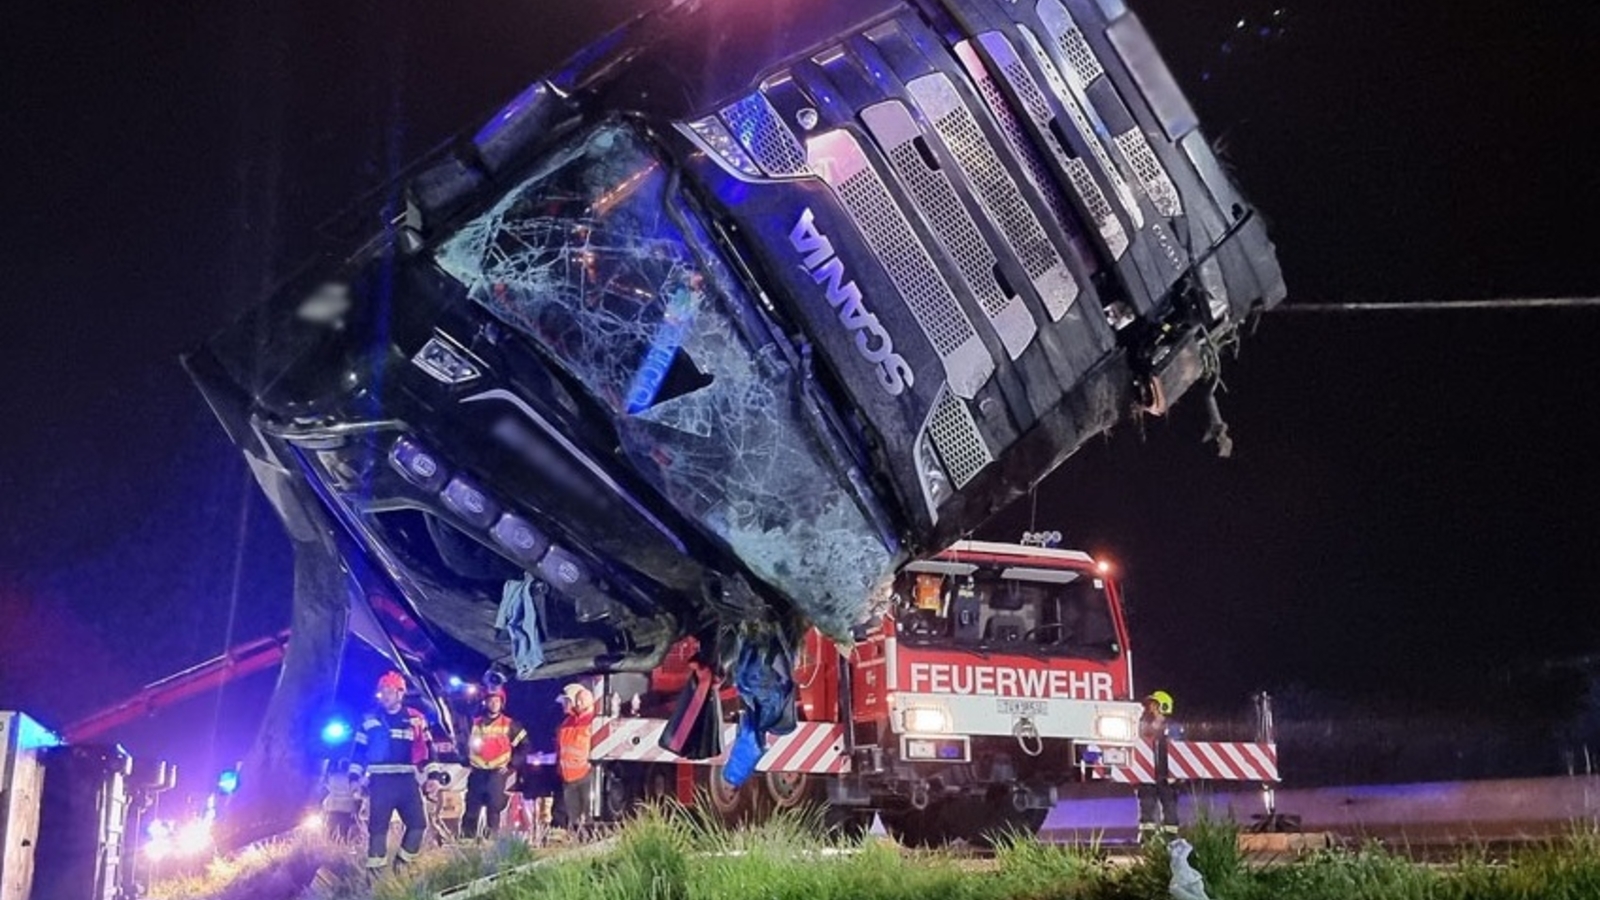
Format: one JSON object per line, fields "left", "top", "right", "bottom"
{"left": 808, "top": 130, "right": 995, "bottom": 399}
{"left": 1037, "top": 0, "right": 1104, "bottom": 87}
{"left": 955, "top": 41, "right": 1079, "bottom": 251}
{"left": 1016, "top": 25, "right": 1144, "bottom": 230}
{"left": 865, "top": 101, "right": 1037, "bottom": 360}
{"left": 927, "top": 385, "right": 993, "bottom": 488}
{"left": 906, "top": 73, "right": 1080, "bottom": 322}
{"left": 978, "top": 33, "right": 1129, "bottom": 262}
{"left": 1114, "top": 128, "right": 1183, "bottom": 219}
{"left": 720, "top": 92, "right": 808, "bottom": 176}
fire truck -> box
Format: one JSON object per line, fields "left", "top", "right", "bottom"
{"left": 576, "top": 536, "right": 1277, "bottom": 843}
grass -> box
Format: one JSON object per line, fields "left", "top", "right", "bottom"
{"left": 155, "top": 806, "right": 1600, "bottom": 900}
{"left": 146, "top": 831, "right": 354, "bottom": 900}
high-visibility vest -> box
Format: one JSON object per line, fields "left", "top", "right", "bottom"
{"left": 556, "top": 711, "right": 594, "bottom": 783}
{"left": 469, "top": 714, "right": 523, "bottom": 770}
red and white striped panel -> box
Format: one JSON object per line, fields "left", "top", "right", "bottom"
{"left": 588, "top": 717, "right": 692, "bottom": 764}
{"left": 1110, "top": 740, "right": 1278, "bottom": 784}
{"left": 587, "top": 718, "right": 849, "bottom": 774}
{"left": 754, "top": 722, "right": 848, "bottom": 774}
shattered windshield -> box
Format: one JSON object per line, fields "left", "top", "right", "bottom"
{"left": 432, "top": 122, "right": 893, "bottom": 638}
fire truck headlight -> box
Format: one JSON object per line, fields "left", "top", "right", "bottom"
{"left": 1094, "top": 714, "right": 1134, "bottom": 742}
{"left": 904, "top": 707, "right": 950, "bottom": 734}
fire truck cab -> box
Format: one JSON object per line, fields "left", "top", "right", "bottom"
{"left": 823, "top": 538, "right": 1139, "bottom": 839}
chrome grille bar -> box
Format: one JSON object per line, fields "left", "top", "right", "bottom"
{"left": 862, "top": 100, "right": 1038, "bottom": 360}
{"left": 806, "top": 129, "right": 995, "bottom": 399}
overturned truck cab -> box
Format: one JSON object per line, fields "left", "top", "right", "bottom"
{"left": 186, "top": 0, "right": 1283, "bottom": 802}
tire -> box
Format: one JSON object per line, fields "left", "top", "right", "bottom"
{"left": 883, "top": 805, "right": 948, "bottom": 847}
{"left": 820, "top": 804, "right": 871, "bottom": 839}
{"left": 706, "top": 764, "right": 766, "bottom": 825}
{"left": 599, "top": 765, "right": 636, "bottom": 821}
{"left": 939, "top": 794, "right": 1047, "bottom": 846}
{"left": 990, "top": 806, "right": 1048, "bottom": 839}
{"left": 640, "top": 764, "right": 676, "bottom": 805}
{"left": 763, "top": 770, "right": 813, "bottom": 812}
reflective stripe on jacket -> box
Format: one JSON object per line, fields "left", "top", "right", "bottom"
{"left": 350, "top": 706, "right": 435, "bottom": 778}
{"left": 556, "top": 710, "right": 594, "bottom": 783}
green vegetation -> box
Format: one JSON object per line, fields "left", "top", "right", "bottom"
{"left": 157, "top": 806, "right": 1600, "bottom": 900}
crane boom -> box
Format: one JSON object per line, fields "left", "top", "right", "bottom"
{"left": 61, "top": 631, "right": 290, "bottom": 743}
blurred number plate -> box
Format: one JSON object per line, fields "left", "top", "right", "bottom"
{"left": 997, "top": 699, "right": 1048, "bottom": 716}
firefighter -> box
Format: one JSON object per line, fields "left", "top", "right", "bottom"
{"left": 462, "top": 685, "right": 528, "bottom": 839}
{"left": 349, "top": 671, "right": 446, "bottom": 873}
{"left": 555, "top": 683, "right": 597, "bottom": 834}
{"left": 1137, "top": 689, "right": 1180, "bottom": 839}
{"left": 319, "top": 757, "right": 359, "bottom": 841}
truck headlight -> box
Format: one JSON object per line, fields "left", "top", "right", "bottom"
{"left": 904, "top": 707, "right": 949, "bottom": 734}
{"left": 1094, "top": 714, "right": 1134, "bottom": 741}
{"left": 412, "top": 335, "right": 482, "bottom": 385}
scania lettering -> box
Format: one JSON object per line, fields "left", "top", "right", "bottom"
{"left": 790, "top": 208, "right": 914, "bottom": 395}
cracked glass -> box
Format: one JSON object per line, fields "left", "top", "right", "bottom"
{"left": 433, "top": 122, "right": 894, "bottom": 639}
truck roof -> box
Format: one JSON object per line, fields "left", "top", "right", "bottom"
{"left": 937, "top": 540, "right": 1096, "bottom": 566}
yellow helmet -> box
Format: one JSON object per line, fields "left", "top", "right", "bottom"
{"left": 560, "top": 683, "right": 595, "bottom": 712}
{"left": 1144, "top": 690, "right": 1174, "bottom": 715}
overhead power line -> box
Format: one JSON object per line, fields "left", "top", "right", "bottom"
{"left": 1274, "top": 297, "right": 1600, "bottom": 313}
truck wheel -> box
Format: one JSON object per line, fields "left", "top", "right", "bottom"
{"left": 940, "top": 796, "right": 1047, "bottom": 845}
{"left": 706, "top": 764, "right": 765, "bottom": 825}
{"left": 600, "top": 766, "right": 636, "bottom": 821}
{"left": 820, "top": 805, "right": 870, "bottom": 839}
{"left": 764, "top": 770, "right": 812, "bottom": 811}
{"left": 641, "top": 764, "right": 675, "bottom": 804}
{"left": 989, "top": 806, "right": 1048, "bottom": 839}
{"left": 883, "top": 807, "right": 947, "bottom": 846}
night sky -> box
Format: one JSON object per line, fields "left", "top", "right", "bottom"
{"left": 4, "top": 1, "right": 1598, "bottom": 783}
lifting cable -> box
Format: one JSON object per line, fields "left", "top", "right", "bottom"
{"left": 1271, "top": 296, "right": 1600, "bottom": 313}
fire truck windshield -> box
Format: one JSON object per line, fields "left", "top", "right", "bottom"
{"left": 894, "top": 567, "right": 1119, "bottom": 661}
{"left": 430, "top": 120, "right": 896, "bottom": 636}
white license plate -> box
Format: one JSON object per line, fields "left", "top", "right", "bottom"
{"left": 997, "top": 699, "right": 1049, "bottom": 716}
{"left": 1099, "top": 746, "right": 1130, "bottom": 766}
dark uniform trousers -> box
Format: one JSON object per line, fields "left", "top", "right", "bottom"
{"left": 1137, "top": 728, "right": 1178, "bottom": 831}
{"left": 1137, "top": 781, "right": 1179, "bottom": 829}
{"left": 367, "top": 773, "right": 428, "bottom": 866}
{"left": 463, "top": 767, "right": 510, "bottom": 837}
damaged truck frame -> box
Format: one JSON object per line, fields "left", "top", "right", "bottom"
{"left": 185, "top": 0, "right": 1284, "bottom": 832}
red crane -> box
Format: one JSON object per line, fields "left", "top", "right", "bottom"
{"left": 62, "top": 631, "right": 291, "bottom": 744}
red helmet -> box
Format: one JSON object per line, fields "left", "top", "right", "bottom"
{"left": 484, "top": 685, "right": 507, "bottom": 702}
{"left": 377, "top": 671, "right": 406, "bottom": 693}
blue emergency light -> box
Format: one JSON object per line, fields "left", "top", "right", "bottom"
{"left": 216, "top": 768, "right": 240, "bottom": 795}
{"left": 321, "top": 719, "right": 352, "bottom": 745}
